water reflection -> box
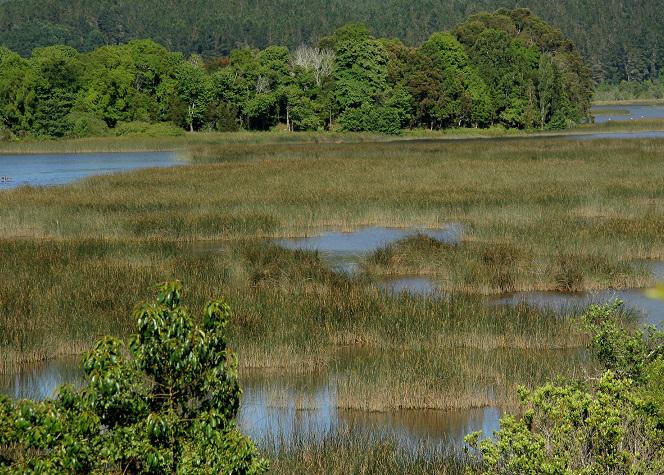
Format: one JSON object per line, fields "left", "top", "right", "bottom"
{"left": 495, "top": 288, "right": 663, "bottom": 326}
{"left": 340, "top": 406, "right": 501, "bottom": 448}
{"left": 277, "top": 225, "right": 463, "bottom": 274}
{"left": 572, "top": 131, "right": 664, "bottom": 141}
{"left": 592, "top": 104, "right": 664, "bottom": 124}
{"left": 378, "top": 263, "right": 664, "bottom": 326}
{"left": 0, "top": 152, "right": 180, "bottom": 188}
{"left": 0, "top": 356, "right": 84, "bottom": 400}
{"left": 378, "top": 276, "right": 442, "bottom": 297}
{"left": 0, "top": 358, "right": 500, "bottom": 450}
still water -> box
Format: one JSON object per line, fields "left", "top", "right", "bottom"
{"left": 592, "top": 103, "right": 664, "bottom": 124}
{"left": 380, "top": 263, "right": 664, "bottom": 327}
{"left": 0, "top": 357, "right": 500, "bottom": 451}
{"left": 278, "top": 225, "right": 463, "bottom": 274}
{"left": 0, "top": 151, "right": 180, "bottom": 188}
{"left": 573, "top": 131, "right": 664, "bottom": 140}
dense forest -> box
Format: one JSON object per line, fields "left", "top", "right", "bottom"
{"left": 0, "top": 9, "right": 593, "bottom": 138}
{"left": 0, "top": 0, "right": 661, "bottom": 84}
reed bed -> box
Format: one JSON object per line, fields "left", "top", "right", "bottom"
{"left": 0, "top": 134, "right": 659, "bottom": 415}
{"left": 265, "top": 430, "right": 466, "bottom": 475}
{"left": 0, "top": 238, "right": 589, "bottom": 374}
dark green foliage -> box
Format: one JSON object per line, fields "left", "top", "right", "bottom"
{"left": 0, "top": 1, "right": 661, "bottom": 84}
{"left": 0, "top": 282, "right": 268, "bottom": 474}
{"left": 466, "top": 302, "right": 664, "bottom": 474}
{"left": 595, "top": 76, "right": 664, "bottom": 101}
{"left": 0, "top": 10, "right": 591, "bottom": 136}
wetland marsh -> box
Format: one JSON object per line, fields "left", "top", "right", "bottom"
{"left": 1, "top": 130, "right": 663, "bottom": 472}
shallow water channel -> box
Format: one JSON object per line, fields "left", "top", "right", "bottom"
{"left": 277, "top": 227, "right": 663, "bottom": 327}
{"left": 278, "top": 225, "right": 463, "bottom": 273}
{"left": 381, "top": 263, "right": 664, "bottom": 327}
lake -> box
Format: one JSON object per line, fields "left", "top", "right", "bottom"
{"left": 0, "top": 151, "right": 180, "bottom": 189}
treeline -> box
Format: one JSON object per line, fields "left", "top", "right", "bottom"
{"left": 595, "top": 78, "right": 664, "bottom": 102}
{"left": 0, "top": 9, "right": 593, "bottom": 137}
{"left": 0, "top": 0, "right": 661, "bottom": 84}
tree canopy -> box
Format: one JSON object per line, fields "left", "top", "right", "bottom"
{"left": 0, "top": 1, "right": 661, "bottom": 84}
{"left": 0, "top": 10, "right": 593, "bottom": 137}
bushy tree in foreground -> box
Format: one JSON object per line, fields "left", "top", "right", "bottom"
{"left": 0, "top": 282, "right": 268, "bottom": 474}
{"left": 466, "top": 302, "right": 664, "bottom": 474}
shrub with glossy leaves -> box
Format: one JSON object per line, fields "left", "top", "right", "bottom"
{"left": 465, "top": 301, "right": 664, "bottom": 474}
{"left": 0, "top": 281, "right": 268, "bottom": 474}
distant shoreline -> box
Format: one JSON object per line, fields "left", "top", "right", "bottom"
{"left": 592, "top": 99, "right": 664, "bottom": 106}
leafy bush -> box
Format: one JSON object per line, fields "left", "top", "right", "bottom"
{"left": 113, "top": 121, "right": 185, "bottom": 137}
{"left": 466, "top": 301, "right": 664, "bottom": 474}
{"left": 0, "top": 282, "right": 268, "bottom": 474}
{"left": 338, "top": 103, "right": 402, "bottom": 134}
{"left": 66, "top": 110, "right": 109, "bottom": 137}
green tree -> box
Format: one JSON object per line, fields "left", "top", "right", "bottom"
{"left": 0, "top": 282, "right": 268, "bottom": 474}
{"left": 537, "top": 53, "right": 561, "bottom": 129}
{"left": 0, "top": 47, "right": 36, "bottom": 136}
{"left": 172, "top": 55, "right": 211, "bottom": 131}
{"left": 29, "top": 45, "right": 83, "bottom": 137}
{"left": 331, "top": 23, "right": 389, "bottom": 111}
{"left": 414, "top": 32, "right": 492, "bottom": 128}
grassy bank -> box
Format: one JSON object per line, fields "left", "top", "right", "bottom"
{"left": 592, "top": 99, "right": 664, "bottom": 106}
{"left": 2, "top": 116, "right": 664, "bottom": 155}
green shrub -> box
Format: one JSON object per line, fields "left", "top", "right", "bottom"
{"left": 66, "top": 111, "right": 109, "bottom": 137}
{"left": 338, "top": 103, "right": 402, "bottom": 134}
{"left": 0, "top": 282, "right": 268, "bottom": 474}
{"left": 466, "top": 302, "right": 664, "bottom": 474}
{"left": 114, "top": 121, "right": 185, "bottom": 137}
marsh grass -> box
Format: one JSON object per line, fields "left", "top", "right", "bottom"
{"left": 0, "top": 134, "right": 659, "bottom": 416}
{"left": 332, "top": 347, "right": 593, "bottom": 411}
{"left": 572, "top": 118, "right": 664, "bottom": 132}
{"left": 28, "top": 137, "right": 662, "bottom": 293}
{"left": 265, "top": 430, "right": 467, "bottom": 475}
{"left": 364, "top": 235, "right": 653, "bottom": 293}
{"left": 590, "top": 109, "right": 631, "bottom": 116}
{"left": 592, "top": 99, "right": 664, "bottom": 106}
{"left": 0, "top": 238, "right": 588, "bottom": 373}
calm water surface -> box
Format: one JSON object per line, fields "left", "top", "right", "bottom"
{"left": 572, "top": 131, "right": 664, "bottom": 140}
{"left": 278, "top": 225, "right": 463, "bottom": 274}
{"left": 0, "top": 358, "right": 500, "bottom": 450}
{"left": 381, "top": 263, "right": 664, "bottom": 326}
{"left": 592, "top": 104, "right": 664, "bottom": 124}
{"left": 0, "top": 151, "right": 180, "bottom": 188}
